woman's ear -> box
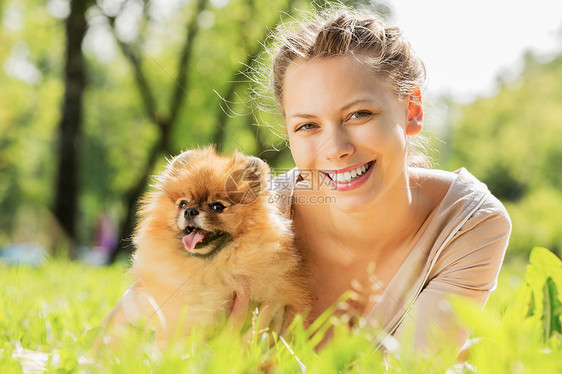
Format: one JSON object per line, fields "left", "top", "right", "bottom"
{"left": 406, "top": 87, "right": 423, "bottom": 136}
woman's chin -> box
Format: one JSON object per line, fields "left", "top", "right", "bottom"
{"left": 335, "top": 202, "right": 365, "bottom": 214}
{"left": 326, "top": 193, "right": 374, "bottom": 214}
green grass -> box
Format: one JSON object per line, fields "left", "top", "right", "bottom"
{"left": 1, "top": 248, "right": 561, "bottom": 373}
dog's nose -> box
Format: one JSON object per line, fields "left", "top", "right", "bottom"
{"left": 184, "top": 208, "right": 199, "bottom": 218}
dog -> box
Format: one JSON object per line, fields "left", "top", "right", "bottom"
{"left": 102, "top": 147, "right": 308, "bottom": 345}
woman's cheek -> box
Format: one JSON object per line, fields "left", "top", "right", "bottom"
{"left": 288, "top": 134, "right": 307, "bottom": 163}
{"left": 364, "top": 122, "right": 407, "bottom": 152}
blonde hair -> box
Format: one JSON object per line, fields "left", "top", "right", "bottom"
{"left": 256, "top": 5, "right": 431, "bottom": 167}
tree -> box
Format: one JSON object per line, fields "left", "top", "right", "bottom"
{"left": 52, "top": 0, "right": 94, "bottom": 258}
{"left": 103, "top": 0, "right": 314, "bottom": 262}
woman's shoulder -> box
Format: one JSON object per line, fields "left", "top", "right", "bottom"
{"left": 412, "top": 167, "right": 503, "bottom": 206}
{"left": 410, "top": 168, "right": 457, "bottom": 217}
{"left": 411, "top": 167, "right": 457, "bottom": 197}
{"left": 412, "top": 167, "right": 511, "bottom": 234}
{"left": 414, "top": 168, "right": 511, "bottom": 292}
{"left": 418, "top": 167, "right": 511, "bottom": 261}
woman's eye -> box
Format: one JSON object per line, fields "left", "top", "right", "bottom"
{"left": 178, "top": 200, "right": 188, "bottom": 209}
{"left": 210, "top": 202, "right": 226, "bottom": 213}
{"left": 295, "top": 123, "right": 317, "bottom": 132}
{"left": 349, "top": 111, "right": 371, "bottom": 120}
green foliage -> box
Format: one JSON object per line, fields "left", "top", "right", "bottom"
{"left": 443, "top": 53, "right": 562, "bottom": 258}
{"left": 523, "top": 247, "right": 562, "bottom": 341}
{"left": 446, "top": 54, "right": 562, "bottom": 198}
{"left": 0, "top": 0, "right": 312, "bottom": 249}
{"left": 503, "top": 188, "right": 562, "bottom": 258}
{"left": 449, "top": 247, "right": 562, "bottom": 373}
{"left": 0, "top": 0, "right": 64, "bottom": 237}
{"left": 2, "top": 248, "right": 562, "bottom": 372}
{"left": 542, "top": 277, "right": 562, "bottom": 341}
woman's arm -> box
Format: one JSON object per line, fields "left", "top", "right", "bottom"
{"left": 92, "top": 285, "right": 142, "bottom": 353}
{"left": 394, "top": 198, "right": 511, "bottom": 355}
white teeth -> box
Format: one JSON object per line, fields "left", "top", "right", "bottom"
{"left": 328, "top": 161, "right": 373, "bottom": 183}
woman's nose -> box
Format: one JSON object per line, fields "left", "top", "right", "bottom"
{"left": 322, "top": 126, "right": 354, "bottom": 161}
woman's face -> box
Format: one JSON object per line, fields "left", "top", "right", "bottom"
{"left": 282, "top": 55, "right": 422, "bottom": 212}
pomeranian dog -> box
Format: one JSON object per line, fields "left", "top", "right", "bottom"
{"left": 103, "top": 147, "right": 308, "bottom": 345}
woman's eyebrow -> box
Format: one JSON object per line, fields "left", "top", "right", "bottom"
{"left": 340, "top": 99, "right": 374, "bottom": 112}
{"left": 285, "top": 98, "right": 377, "bottom": 119}
{"left": 286, "top": 112, "right": 317, "bottom": 120}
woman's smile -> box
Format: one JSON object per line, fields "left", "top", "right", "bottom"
{"left": 320, "top": 160, "right": 375, "bottom": 191}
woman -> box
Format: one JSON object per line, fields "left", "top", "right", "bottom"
{"left": 230, "top": 6, "right": 511, "bottom": 355}
{"left": 99, "top": 6, "right": 511, "bottom": 358}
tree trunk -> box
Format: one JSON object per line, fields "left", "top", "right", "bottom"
{"left": 52, "top": 0, "right": 89, "bottom": 258}
{"left": 109, "top": 133, "right": 169, "bottom": 263}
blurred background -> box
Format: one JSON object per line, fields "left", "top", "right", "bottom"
{"left": 0, "top": 0, "right": 561, "bottom": 265}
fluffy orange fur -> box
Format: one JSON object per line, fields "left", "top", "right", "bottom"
{"left": 128, "top": 147, "right": 308, "bottom": 342}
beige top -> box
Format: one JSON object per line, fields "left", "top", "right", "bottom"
{"left": 271, "top": 167, "right": 511, "bottom": 351}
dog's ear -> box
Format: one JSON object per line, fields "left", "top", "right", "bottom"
{"left": 169, "top": 150, "right": 194, "bottom": 169}
{"left": 243, "top": 155, "right": 270, "bottom": 178}
{"left": 157, "top": 149, "right": 198, "bottom": 185}
{"left": 166, "top": 147, "right": 216, "bottom": 170}
{"left": 225, "top": 153, "right": 270, "bottom": 204}
{"left": 229, "top": 151, "right": 270, "bottom": 179}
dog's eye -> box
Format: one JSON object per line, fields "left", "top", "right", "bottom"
{"left": 178, "top": 200, "right": 188, "bottom": 209}
{"left": 209, "top": 202, "right": 225, "bottom": 213}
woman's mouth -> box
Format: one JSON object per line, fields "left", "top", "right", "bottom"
{"left": 321, "top": 161, "right": 375, "bottom": 192}
{"left": 326, "top": 161, "right": 373, "bottom": 183}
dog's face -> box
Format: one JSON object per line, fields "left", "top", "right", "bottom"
{"left": 143, "top": 148, "right": 269, "bottom": 258}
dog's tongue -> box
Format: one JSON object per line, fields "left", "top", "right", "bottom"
{"left": 182, "top": 231, "right": 206, "bottom": 250}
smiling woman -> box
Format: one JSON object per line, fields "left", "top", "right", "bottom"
{"left": 243, "top": 4, "right": 512, "bottom": 356}
{"left": 283, "top": 55, "right": 423, "bottom": 210}
{"left": 95, "top": 4, "right": 511, "bottom": 361}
